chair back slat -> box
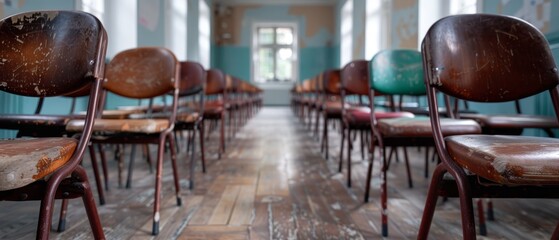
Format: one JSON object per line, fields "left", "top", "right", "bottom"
{"left": 179, "top": 61, "right": 205, "bottom": 96}
{"left": 422, "top": 14, "right": 559, "bottom": 102}
{"left": 370, "top": 49, "right": 425, "bottom": 95}
{"left": 206, "top": 69, "right": 226, "bottom": 95}
{"left": 323, "top": 69, "right": 341, "bottom": 95}
{"left": 342, "top": 60, "right": 369, "bottom": 96}
{"left": 104, "top": 47, "right": 178, "bottom": 99}
{"left": 0, "top": 11, "right": 106, "bottom": 96}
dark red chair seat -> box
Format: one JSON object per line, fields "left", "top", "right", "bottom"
{"left": 377, "top": 117, "right": 481, "bottom": 138}
{"left": 345, "top": 107, "right": 415, "bottom": 128}
{"left": 460, "top": 113, "right": 558, "bottom": 129}
{"left": 446, "top": 135, "right": 559, "bottom": 185}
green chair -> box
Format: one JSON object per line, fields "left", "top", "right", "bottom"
{"left": 366, "top": 49, "right": 481, "bottom": 237}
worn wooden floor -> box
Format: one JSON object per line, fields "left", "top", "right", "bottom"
{"left": 1, "top": 107, "right": 558, "bottom": 239}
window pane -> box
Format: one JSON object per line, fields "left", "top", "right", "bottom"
{"left": 276, "top": 48, "right": 292, "bottom": 81}
{"left": 276, "top": 28, "right": 293, "bottom": 45}
{"left": 258, "top": 28, "right": 274, "bottom": 44}
{"left": 257, "top": 48, "right": 274, "bottom": 82}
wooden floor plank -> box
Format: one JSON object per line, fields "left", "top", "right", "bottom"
{"left": 2, "top": 107, "right": 559, "bottom": 239}
{"left": 208, "top": 185, "right": 241, "bottom": 225}
{"left": 229, "top": 185, "right": 256, "bottom": 225}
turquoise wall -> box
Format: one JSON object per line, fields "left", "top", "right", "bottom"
{"left": 137, "top": 0, "right": 165, "bottom": 47}
{"left": 212, "top": 4, "right": 336, "bottom": 82}
{"left": 214, "top": 46, "right": 251, "bottom": 80}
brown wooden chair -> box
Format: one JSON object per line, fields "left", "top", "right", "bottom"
{"left": 320, "top": 69, "right": 343, "bottom": 160}
{"left": 66, "top": 47, "right": 180, "bottom": 235}
{"left": 174, "top": 61, "right": 206, "bottom": 189}
{"left": 0, "top": 10, "right": 107, "bottom": 239}
{"left": 419, "top": 14, "right": 559, "bottom": 239}
{"left": 204, "top": 69, "right": 227, "bottom": 158}
{"left": 340, "top": 60, "right": 415, "bottom": 188}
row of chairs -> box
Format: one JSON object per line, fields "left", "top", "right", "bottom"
{"left": 0, "top": 10, "right": 262, "bottom": 238}
{"left": 292, "top": 14, "right": 559, "bottom": 239}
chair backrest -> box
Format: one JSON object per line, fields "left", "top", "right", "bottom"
{"left": 179, "top": 61, "right": 205, "bottom": 97}
{"left": 206, "top": 69, "right": 226, "bottom": 95}
{"left": 342, "top": 60, "right": 370, "bottom": 96}
{"left": 104, "top": 47, "right": 178, "bottom": 99}
{"left": 370, "top": 49, "right": 425, "bottom": 96}
{"left": 323, "top": 69, "right": 341, "bottom": 95}
{"left": 422, "top": 14, "right": 559, "bottom": 103}
{"left": 0, "top": 11, "right": 107, "bottom": 97}
{"left": 225, "top": 75, "right": 241, "bottom": 94}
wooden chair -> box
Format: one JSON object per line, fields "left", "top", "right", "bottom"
{"left": 204, "top": 69, "right": 227, "bottom": 158}
{"left": 0, "top": 10, "right": 107, "bottom": 239}
{"left": 365, "top": 49, "right": 482, "bottom": 237}
{"left": 419, "top": 14, "right": 559, "bottom": 239}
{"left": 319, "top": 69, "right": 342, "bottom": 160}
{"left": 340, "top": 60, "right": 415, "bottom": 187}
{"left": 66, "top": 47, "right": 180, "bottom": 235}
{"left": 175, "top": 61, "right": 206, "bottom": 189}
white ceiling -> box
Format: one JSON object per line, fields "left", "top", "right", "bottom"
{"left": 213, "top": 0, "right": 339, "bottom": 5}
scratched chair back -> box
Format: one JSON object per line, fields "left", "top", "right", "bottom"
{"left": 104, "top": 47, "right": 178, "bottom": 99}
{"left": 0, "top": 11, "right": 106, "bottom": 96}
{"left": 423, "top": 14, "right": 559, "bottom": 103}
{"left": 419, "top": 14, "right": 559, "bottom": 239}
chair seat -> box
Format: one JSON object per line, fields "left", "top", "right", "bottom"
{"left": 323, "top": 101, "right": 346, "bottom": 117}
{"left": 460, "top": 113, "right": 559, "bottom": 129}
{"left": 0, "top": 138, "right": 77, "bottom": 191}
{"left": 205, "top": 100, "right": 224, "bottom": 107}
{"left": 66, "top": 119, "right": 170, "bottom": 134}
{"left": 176, "top": 112, "right": 200, "bottom": 123}
{"left": 77, "top": 109, "right": 141, "bottom": 119}
{"left": 0, "top": 115, "right": 70, "bottom": 130}
{"left": 400, "top": 107, "right": 478, "bottom": 116}
{"left": 345, "top": 107, "right": 415, "bottom": 127}
{"left": 378, "top": 117, "right": 481, "bottom": 137}
{"left": 446, "top": 135, "right": 559, "bottom": 185}
{"left": 204, "top": 106, "right": 224, "bottom": 116}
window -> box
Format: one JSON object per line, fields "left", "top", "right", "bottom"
{"left": 418, "top": 0, "right": 479, "bottom": 48}
{"left": 449, "top": 0, "right": 478, "bottom": 14}
{"left": 76, "top": 0, "right": 104, "bottom": 23}
{"left": 199, "top": 0, "right": 210, "bottom": 68}
{"left": 165, "top": 0, "right": 187, "bottom": 61}
{"left": 365, "top": 0, "right": 390, "bottom": 59}
{"left": 340, "top": 0, "right": 353, "bottom": 67}
{"left": 252, "top": 24, "right": 297, "bottom": 83}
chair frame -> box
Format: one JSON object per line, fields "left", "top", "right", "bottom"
{"left": 0, "top": 10, "right": 107, "bottom": 239}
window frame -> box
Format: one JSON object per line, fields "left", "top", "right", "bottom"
{"left": 340, "top": 0, "right": 353, "bottom": 67}
{"left": 251, "top": 22, "right": 298, "bottom": 84}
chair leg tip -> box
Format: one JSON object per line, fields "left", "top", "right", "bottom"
{"left": 57, "top": 220, "right": 66, "bottom": 232}
{"left": 479, "top": 224, "right": 487, "bottom": 236}
{"left": 177, "top": 197, "right": 182, "bottom": 206}
{"left": 152, "top": 221, "right": 160, "bottom": 235}
{"left": 382, "top": 224, "right": 388, "bottom": 237}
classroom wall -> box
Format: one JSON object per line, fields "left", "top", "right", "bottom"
{"left": 479, "top": 0, "right": 559, "bottom": 136}
{"left": 212, "top": 3, "right": 337, "bottom": 82}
